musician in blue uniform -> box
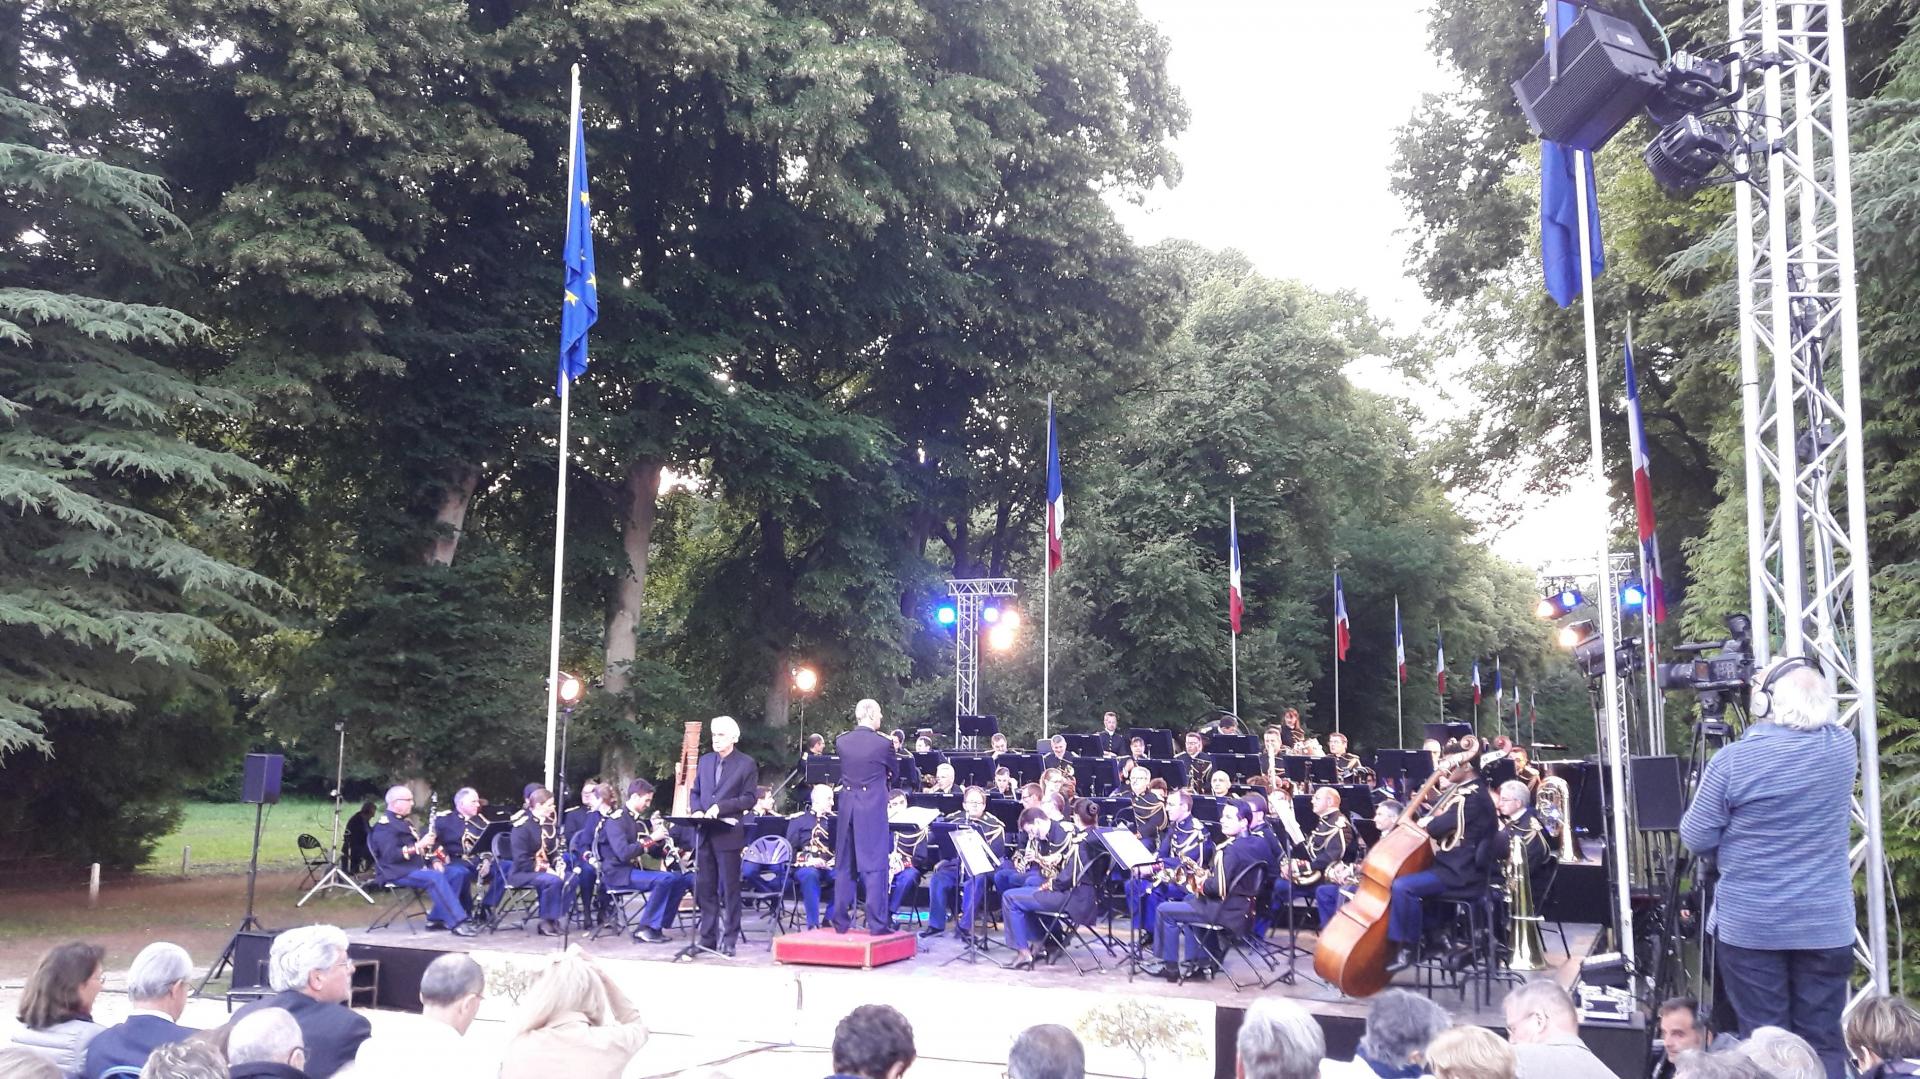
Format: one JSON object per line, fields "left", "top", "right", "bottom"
{"left": 884, "top": 789, "right": 928, "bottom": 919}
{"left": 831, "top": 698, "right": 897, "bottom": 934}
{"left": 430, "top": 786, "right": 499, "bottom": 918}
{"left": 996, "top": 807, "right": 1056, "bottom": 899}
{"left": 922, "top": 786, "right": 1007, "bottom": 938}
{"left": 1386, "top": 740, "right": 1497, "bottom": 971}
{"left": 560, "top": 783, "right": 604, "bottom": 923}
{"left": 1125, "top": 787, "right": 1209, "bottom": 939}
{"left": 1175, "top": 731, "right": 1213, "bottom": 792}
{"left": 1002, "top": 799, "right": 1106, "bottom": 969}
{"left": 599, "top": 778, "right": 690, "bottom": 943}
{"left": 369, "top": 786, "right": 476, "bottom": 936}
{"left": 1146, "top": 797, "right": 1264, "bottom": 979}
{"left": 787, "top": 784, "right": 837, "bottom": 929}
{"left": 1273, "top": 786, "right": 1359, "bottom": 927}
{"left": 508, "top": 787, "right": 574, "bottom": 936}
{"left": 1094, "top": 711, "right": 1127, "bottom": 757}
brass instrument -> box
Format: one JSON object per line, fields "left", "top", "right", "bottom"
{"left": 671, "top": 719, "right": 702, "bottom": 818}
{"left": 1503, "top": 830, "right": 1548, "bottom": 971}
{"left": 797, "top": 820, "right": 834, "bottom": 869}
{"left": 649, "top": 812, "right": 688, "bottom": 872}
{"left": 1537, "top": 775, "right": 1577, "bottom": 861}
{"left": 1153, "top": 852, "right": 1206, "bottom": 893}
{"left": 1324, "top": 860, "right": 1356, "bottom": 887}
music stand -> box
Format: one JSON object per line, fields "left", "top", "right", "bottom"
{"left": 1068, "top": 754, "right": 1116, "bottom": 794}
{"left": 952, "top": 756, "right": 996, "bottom": 790}
{"left": 1097, "top": 827, "right": 1159, "bottom": 982}
{"left": 936, "top": 824, "right": 1003, "bottom": 964}
{"left": 1209, "top": 734, "right": 1257, "bottom": 755}
{"left": 1061, "top": 733, "right": 1099, "bottom": 756}
{"left": 957, "top": 713, "right": 999, "bottom": 752}
{"left": 1308, "top": 757, "right": 1337, "bottom": 786}
{"left": 1130, "top": 727, "right": 1176, "bottom": 759}
{"left": 666, "top": 815, "right": 736, "bottom": 961}
{"left": 1283, "top": 757, "right": 1310, "bottom": 787}
{"left": 1001, "top": 751, "right": 1042, "bottom": 786}
{"left": 986, "top": 797, "right": 1021, "bottom": 833}
{"left": 802, "top": 757, "right": 843, "bottom": 788}
{"left": 1143, "top": 757, "right": 1189, "bottom": 791}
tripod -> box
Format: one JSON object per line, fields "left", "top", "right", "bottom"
{"left": 300, "top": 722, "right": 374, "bottom": 906}
{"left": 198, "top": 801, "right": 271, "bottom": 994}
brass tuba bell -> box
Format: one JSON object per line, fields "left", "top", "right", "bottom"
{"left": 1537, "top": 775, "right": 1578, "bottom": 862}
{"left": 1504, "top": 831, "right": 1549, "bottom": 972}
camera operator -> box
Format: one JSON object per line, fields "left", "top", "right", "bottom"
{"left": 1679, "top": 656, "right": 1854, "bottom": 1079}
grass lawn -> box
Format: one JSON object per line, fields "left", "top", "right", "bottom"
{"left": 139, "top": 797, "right": 354, "bottom": 875}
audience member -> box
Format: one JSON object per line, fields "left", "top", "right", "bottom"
{"left": 225, "top": 1010, "right": 305, "bottom": 1079}
{"left": 354, "top": 954, "right": 485, "bottom": 1072}
{"left": 1428, "top": 1027, "right": 1516, "bottom": 1079}
{"left": 1652, "top": 997, "right": 1736, "bottom": 1079}
{"left": 1007, "top": 1024, "right": 1083, "bottom": 1079}
{"left": 826, "top": 1005, "right": 915, "bottom": 1079}
{"left": 1502, "top": 981, "right": 1615, "bottom": 1079}
{"left": 1322, "top": 988, "right": 1452, "bottom": 1079}
{"left": 1847, "top": 995, "right": 1920, "bottom": 1078}
{"left": 83, "top": 943, "right": 198, "bottom": 1079}
{"left": 1670, "top": 1052, "right": 1763, "bottom": 1079}
{"left": 138, "top": 1041, "right": 227, "bottom": 1079}
{"left": 231, "top": 926, "right": 368, "bottom": 1079}
{"left": 1737, "top": 1026, "right": 1822, "bottom": 1079}
{"left": 0, "top": 1048, "right": 61, "bottom": 1079}
{"left": 499, "top": 949, "right": 647, "bottom": 1079}
{"left": 1679, "top": 659, "right": 1853, "bottom": 1079}
{"left": 10, "top": 942, "right": 106, "bottom": 1077}
{"left": 1236, "top": 998, "right": 1324, "bottom": 1079}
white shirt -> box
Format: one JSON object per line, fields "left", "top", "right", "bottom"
{"left": 354, "top": 1013, "right": 482, "bottom": 1074}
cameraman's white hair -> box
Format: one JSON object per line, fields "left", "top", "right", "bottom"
{"left": 268, "top": 924, "right": 349, "bottom": 993}
{"left": 126, "top": 942, "right": 194, "bottom": 1002}
{"left": 1764, "top": 661, "right": 1838, "bottom": 731}
{"left": 855, "top": 699, "right": 883, "bottom": 727}
{"left": 229, "top": 1007, "right": 303, "bottom": 1066}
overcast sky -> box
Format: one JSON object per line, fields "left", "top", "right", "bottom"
{"left": 1112, "top": 0, "right": 1601, "bottom": 568}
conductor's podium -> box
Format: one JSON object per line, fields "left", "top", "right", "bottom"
{"left": 772, "top": 927, "right": 917, "bottom": 969}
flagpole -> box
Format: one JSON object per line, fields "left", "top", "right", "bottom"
{"left": 543, "top": 64, "right": 582, "bottom": 795}
{"left": 1042, "top": 393, "right": 1052, "bottom": 741}
{"left": 1394, "top": 597, "right": 1404, "bottom": 750}
{"left": 1332, "top": 629, "right": 1340, "bottom": 735}
{"left": 1573, "top": 142, "right": 1633, "bottom": 954}
{"left": 1230, "top": 629, "right": 1239, "bottom": 718}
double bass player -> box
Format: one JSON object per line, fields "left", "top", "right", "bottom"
{"left": 1384, "top": 738, "right": 1496, "bottom": 971}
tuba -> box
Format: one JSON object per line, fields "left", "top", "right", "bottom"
{"left": 1503, "top": 831, "right": 1548, "bottom": 971}
{"left": 1537, "top": 775, "right": 1577, "bottom": 861}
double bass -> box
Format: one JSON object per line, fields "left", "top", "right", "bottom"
{"left": 1313, "top": 735, "right": 1480, "bottom": 997}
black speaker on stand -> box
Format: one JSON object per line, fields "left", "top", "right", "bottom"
{"left": 198, "top": 753, "right": 283, "bottom": 994}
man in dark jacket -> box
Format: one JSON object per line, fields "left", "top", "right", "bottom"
{"left": 82, "top": 942, "right": 197, "bottom": 1079}
{"left": 681, "top": 715, "right": 759, "bottom": 958}
{"left": 831, "top": 699, "right": 898, "bottom": 934}
{"left": 226, "top": 1007, "right": 309, "bottom": 1079}
{"left": 232, "top": 926, "right": 368, "bottom": 1079}
{"left": 1385, "top": 741, "right": 1496, "bottom": 970}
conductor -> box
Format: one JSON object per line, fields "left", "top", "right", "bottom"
{"left": 681, "top": 715, "right": 758, "bottom": 959}
{"left": 830, "top": 698, "right": 897, "bottom": 934}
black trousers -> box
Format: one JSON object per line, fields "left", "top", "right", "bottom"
{"left": 1716, "top": 938, "right": 1851, "bottom": 1079}
{"left": 695, "top": 842, "right": 743, "bottom": 948}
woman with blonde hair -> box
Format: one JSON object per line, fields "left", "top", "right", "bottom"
{"left": 499, "top": 947, "right": 648, "bottom": 1079}
{"left": 9, "top": 942, "right": 106, "bottom": 1076}
{"left": 1426, "top": 1026, "right": 1516, "bottom": 1079}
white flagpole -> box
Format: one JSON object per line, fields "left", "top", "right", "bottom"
{"left": 543, "top": 64, "right": 582, "bottom": 795}
{"left": 1394, "top": 597, "right": 1404, "bottom": 749}
{"left": 1230, "top": 498, "right": 1239, "bottom": 717}
{"left": 1573, "top": 143, "right": 1633, "bottom": 952}
{"left": 1042, "top": 393, "right": 1052, "bottom": 740}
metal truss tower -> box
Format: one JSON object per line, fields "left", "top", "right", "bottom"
{"left": 947, "top": 578, "right": 1018, "bottom": 740}
{"left": 1728, "top": 0, "right": 1888, "bottom": 995}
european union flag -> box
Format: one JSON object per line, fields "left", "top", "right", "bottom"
{"left": 558, "top": 99, "right": 597, "bottom": 392}
{"left": 1540, "top": 0, "right": 1604, "bottom": 307}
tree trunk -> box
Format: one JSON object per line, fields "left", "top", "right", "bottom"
{"left": 765, "top": 647, "right": 793, "bottom": 730}
{"left": 600, "top": 455, "right": 664, "bottom": 787}
{"left": 423, "top": 463, "right": 482, "bottom": 565}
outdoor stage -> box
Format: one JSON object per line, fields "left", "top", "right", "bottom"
{"left": 342, "top": 911, "right": 1645, "bottom": 1078}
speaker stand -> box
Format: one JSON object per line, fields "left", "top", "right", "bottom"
{"left": 300, "top": 723, "right": 374, "bottom": 907}
{"left": 198, "top": 801, "right": 273, "bottom": 995}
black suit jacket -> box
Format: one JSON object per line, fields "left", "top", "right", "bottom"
{"left": 689, "top": 749, "right": 759, "bottom": 851}
{"left": 1094, "top": 730, "right": 1126, "bottom": 757}
{"left": 1427, "top": 777, "right": 1498, "bottom": 893}
{"left": 233, "top": 990, "right": 368, "bottom": 1079}
{"left": 84, "top": 1014, "right": 196, "bottom": 1078}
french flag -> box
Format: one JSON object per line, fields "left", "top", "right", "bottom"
{"left": 1046, "top": 396, "right": 1064, "bottom": 574}
{"left": 1333, "top": 572, "right": 1351, "bottom": 661}
{"left": 1394, "top": 596, "right": 1406, "bottom": 683}
{"left": 1623, "top": 332, "right": 1667, "bottom": 622}
{"left": 1472, "top": 660, "right": 1482, "bottom": 706}
{"left": 1229, "top": 500, "right": 1244, "bottom": 634}
{"left": 1436, "top": 631, "right": 1447, "bottom": 696}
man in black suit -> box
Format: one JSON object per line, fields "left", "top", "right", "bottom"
{"left": 1386, "top": 740, "right": 1497, "bottom": 971}
{"left": 231, "top": 925, "right": 369, "bottom": 1079}
{"left": 1094, "top": 711, "right": 1127, "bottom": 757}
{"left": 83, "top": 942, "right": 197, "bottom": 1078}
{"left": 832, "top": 698, "right": 898, "bottom": 934}
{"left": 681, "top": 715, "right": 759, "bottom": 958}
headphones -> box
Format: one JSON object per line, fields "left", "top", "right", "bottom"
{"left": 1750, "top": 655, "right": 1821, "bottom": 718}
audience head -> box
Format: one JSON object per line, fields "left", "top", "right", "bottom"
{"left": 1502, "top": 980, "right": 1579, "bottom": 1045}
{"left": 1236, "top": 998, "right": 1324, "bottom": 1079}
{"left": 516, "top": 952, "right": 620, "bottom": 1034}
{"left": 854, "top": 699, "right": 882, "bottom": 728}
{"left": 1738, "top": 1026, "right": 1823, "bottom": 1079}
{"left": 18, "top": 941, "right": 105, "bottom": 1028}
{"left": 418, "top": 953, "right": 486, "bottom": 1033}
{"left": 0, "top": 1048, "right": 60, "bottom": 1079}
{"left": 1756, "top": 657, "right": 1836, "bottom": 730}
{"left": 140, "top": 1039, "right": 229, "bottom": 1079}
{"left": 1846, "top": 993, "right": 1920, "bottom": 1070}
{"left": 831, "top": 1004, "right": 915, "bottom": 1079}
{"left": 1426, "top": 1026, "right": 1515, "bottom": 1079}
{"left": 1671, "top": 1051, "right": 1766, "bottom": 1079}
{"left": 126, "top": 942, "right": 194, "bottom": 1019}
{"left": 1008, "top": 1023, "right": 1084, "bottom": 1079}
{"left": 1357, "top": 989, "right": 1451, "bottom": 1071}
{"left": 1658, "top": 997, "right": 1711, "bottom": 1061}
{"left": 227, "top": 1007, "right": 304, "bottom": 1070}
{"left": 268, "top": 924, "right": 352, "bottom": 1002}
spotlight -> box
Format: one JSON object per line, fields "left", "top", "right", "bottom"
{"left": 1558, "top": 620, "right": 1598, "bottom": 650}
{"left": 1535, "top": 588, "right": 1586, "bottom": 620}
{"left": 935, "top": 603, "right": 957, "bottom": 627}
{"left": 555, "top": 672, "right": 584, "bottom": 704}
{"left": 981, "top": 605, "right": 1000, "bottom": 624}
{"left": 792, "top": 667, "right": 818, "bottom": 693}
{"left": 1620, "top": 580, "right": 1647, "bottom": 611}
{"left": 987, "top": 623, "right": 1016, "bottom": 651}
{"left": 1644, "top": 114, "right": 1739, "bottom": 192}
{"left": 1645, "top": 52, "right": 1731, "bottom": 125}
{"left": 999, "top": 609, "right": 1022, "bottom": 632}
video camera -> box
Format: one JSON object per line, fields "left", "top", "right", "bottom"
{"left": 1655, "top": 612, "right": 1755, "bottom": 722}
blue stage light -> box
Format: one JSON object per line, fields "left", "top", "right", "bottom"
{"left": 1620, "top": 581, "right": 1647, "bottom": 610}
{"left": 935, "top": 604, "right": 957, "bottom": 626}
{"left": 981, "top": 605, "right": 1000, "bottom": 624}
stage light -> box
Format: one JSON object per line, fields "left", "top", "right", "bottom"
{"left": 1535, "top": 588, "right": 1585, "bottom": 620}
{"left": 935, "top": 604, "right": 957, "bottom": 626}
{"left": 987, "top": 622, "right": 1016, "bottom": 651}
{"left": 792, "top": 667, "right": 818, "bottom": 694}
{"left": 1620, "top": 580, "right": 1647, "bottom": 611}
{"left": 981, "top": 605, "right": 1000, "bottom": 624}
{"left": 556, "top": 672, "right": 584, "bottom": 704}
{"left": 1644, "top": 114, "right": 1740, "bottom": 191}
{"left": 999, "top": 609, "right": 1022, "bottom": 632}
{"left": 1558, "top": 620, "right": 1598, "bottom": 650}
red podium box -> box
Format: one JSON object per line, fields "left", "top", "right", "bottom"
{"left": 772, "top": 927, "right": 917, "bottom": 969}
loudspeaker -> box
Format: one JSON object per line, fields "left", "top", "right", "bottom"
{"left": 1512, "top": 8, "right": 1663, "bottom": 151}
{"left": 230, "top": 930, "right": 276, "bottom": 990}
{"left": 242, "top": 753, "right": 284, "bottom": 805}
{"left": 1631, "top": 754, "right": 1686, "bottom": 831}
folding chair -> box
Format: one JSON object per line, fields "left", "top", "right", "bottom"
{"left": 487, "top": 833, "right": 538, "bottom": 932}
{"left": 368, "top": 881, "right": 430, "bottom": 933}
{"left": 297, "top": 833, "right": 331, "bottom": 888}
{"left": 1179, "top": 861, "right": 1268, "bottom": 990}
{"left": 738, "top": 835, "right": 792, "bottom": 943}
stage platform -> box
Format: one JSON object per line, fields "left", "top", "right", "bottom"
{"left": 343, "top": 914, "right": 1644, "bottom": 1078}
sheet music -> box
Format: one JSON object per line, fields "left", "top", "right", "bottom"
{"left": 952, "top": 827, "right": 999, "bottom": 874}
{"left": 1274, "top": 800, "right": 1306, "bottom": 846}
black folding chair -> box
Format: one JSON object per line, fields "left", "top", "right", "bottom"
{"left": 487, "top": 833, "right": 538, "bottom": 932}
{"left": 368, "top": 881, "right": 430, "bottom": 933}
{"left": 297, "top": 833, "right": 331, "bottom": 888}
{"left": 1180, "top": 861, "right": 1269, "bottom": 990}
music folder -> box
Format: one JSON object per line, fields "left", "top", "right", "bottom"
{"left": 950, "top": 826, "right": 999, "bottom": 875}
